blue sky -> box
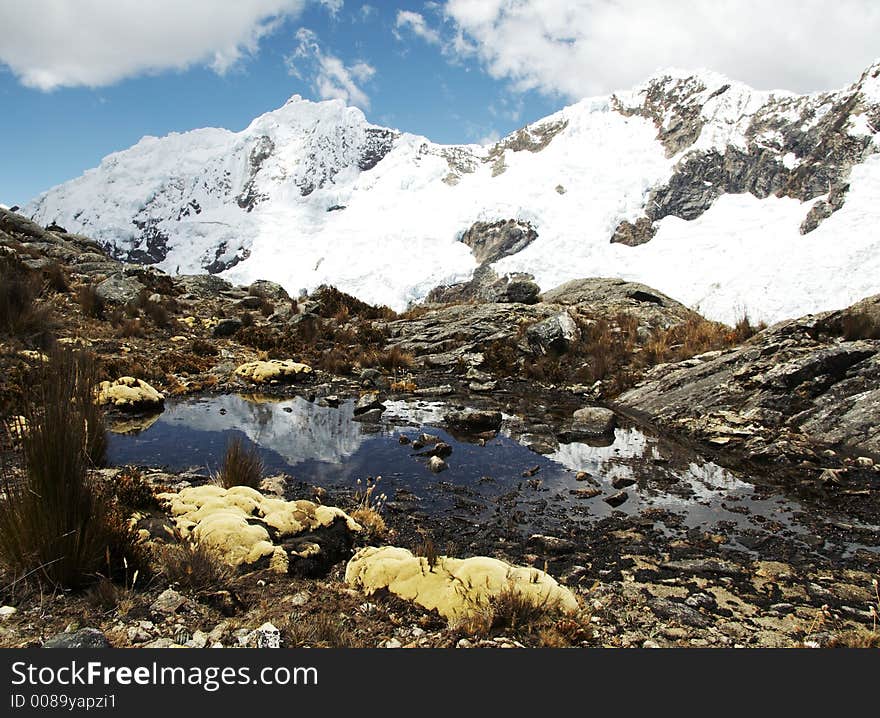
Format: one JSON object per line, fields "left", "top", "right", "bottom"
{"left": 1, "top": 0, "right": 878, "bottom": 207}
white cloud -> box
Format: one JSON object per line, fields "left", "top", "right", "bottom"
{"left": 287, "top": 28, "right": 375, "bottom": 108}
{"left": 0, "top": 1, "right": 313, "bottom": 91}
{"left": 318, "top": 0, "right": 344, "bottom": 17}
{"left": 442, "top": 0, "right": 880, "bottom": 98}
{"left": 359, "top": 4, "right": 376, "bottom": 21}
{"left": 395, "top": 10, "right": 441, "bottom": 45}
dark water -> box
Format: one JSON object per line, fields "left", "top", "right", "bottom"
{"left": 107, "top": 394, "right": 879, "bottom": 556}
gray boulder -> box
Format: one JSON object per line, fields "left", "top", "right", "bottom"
{"left": 95, "top": 272, "right": 145, "bottom": 305}
{"left": 527, "top": 312, "right": 579, "bottom": 353}
{"left": 562, "top": 407, "right": 617, "bottom": 441}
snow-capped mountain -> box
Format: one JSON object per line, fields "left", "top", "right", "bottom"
{"left": 26, "top": 62, "right": 880, "bottom": 324}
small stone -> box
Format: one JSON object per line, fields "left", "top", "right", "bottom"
{"left": 382, "top": 638, "right": 402, "bottom": 648}
{"left": 207, "top": 622, "right": 229, "bottom": 644}
{"left": 352, "top": 408, "right": 384, "bottom": 423}
{"left": 151, "top": 588, "right": 186, "bottom": 615}
{"left": 126, "top": 625, "right": 152, "bottom": 643}
{"left": 856, "top": 456, "right": 874, "bottom": 467}
{"left": 186, "top": 630, "right": 209, "bottom": 649}
{"left": 430, "top": 442, "right": 453, "bottom": 458}
{"left": 445, "top": 409, "right": 503, "bottom": 432}
{"left": 604, "top": 490, "right": 629, "bottom": 507}
{"left": 570, "top": 487, "right": 601, "bottom": 499}
{"left": 255, "top": 622, "right": 281, "bottom": 648}
{"left": 428, "top": 456, "right": 448, "bottom": 473}
{"left": 0, "top": 606, "right": 17, "bottom": 620}
{"left": 456, "top": 638, "right": 473, "bottom": 649}
{"left": 611, "top": 476, "right": 637, "bottom": 489}
{"left": 642, "top": 639, "right": 661, "bottom": 649}
{"left": 527, "top": 534, "right": 576, "bottom": 554}
{"left": 213, "top": 317, "right": 243, "bottom": 337}
{"left": 684, "top": 592, "right": 717, "bottom": 611}
{"left": 354, "top": 391, "right": 385, "bottom": 415}
{"left": 143, "top": 638, "right": 180, "bottom": 648}
{"left": 289, "top": 591, "right": 310, "bottom": 607}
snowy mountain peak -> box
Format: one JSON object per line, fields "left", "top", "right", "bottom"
{"left": 26, "top": 63, "right": 880, "bottom": 324}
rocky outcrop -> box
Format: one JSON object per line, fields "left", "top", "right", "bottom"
{"left": 388, "top": 302, "right": 559, "bottom": 370}
{"left": 611, "top": 62, "right": 880, "bottom": 243}
{"left": 541, "top": 278, "right": 697, "bottom": 329}
{"left": 425, "top": 265, "right": 540, "bottom": 305}
{"left": 394, "top": 277, "right": 696, "bottom": 371}
{"left": 95, "top": 273, "right": 146, "bottom": 305}
{"left": 459, "top": 219, "right": 538, "bottom": 265}
{"left": 617, "top": 295, "right": 880, "bottom": 462}
{"left": 610, "top": 218, "right": 656, "bottom": 247}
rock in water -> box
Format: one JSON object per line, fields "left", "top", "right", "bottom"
{"left": 445, "top": 409, "right": 503, "bottom": 432}
{"left": 428, "top": 456, "right": 448, "bottom": 473}
{"left": 562, "top": 407, "right": 616, "bottom": 441}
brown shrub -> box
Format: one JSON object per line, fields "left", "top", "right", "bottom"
{"left": 41, "top": 262, "right": 69, "bottom": 293}
{"left": 190, "top": 339, "right": 218, "bottom": 356}
{"left": 0, "top": 255, "right": 55, "bottom": 347}
{"left": 76, "top": 284, "right": 104, "bottom": 319}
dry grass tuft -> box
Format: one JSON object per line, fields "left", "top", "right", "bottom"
{"left": 0, "top": 255, "right": 55, "bottom": 347}
{"left": 350, "top": 476, "right": 387, "bottom": 540}
{"left": 0, "top": 349, "right": 137, "bottom": 589}
{"left": 213, "top": 436, "right": 264, "bottom": 490}
{"left": 76, "top": 283, "right": 104, "bottom": 319}
{"left": 158, "top": 534, "right": 235, "bottom": 594}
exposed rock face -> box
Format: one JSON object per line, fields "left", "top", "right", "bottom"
{"left": 394, "top": 277, "right": 696, "bottom": 371}
{"left": 610, "top": 218, "right": 656, "bottom": 247}
{"left": 612, "top": 62, "right": 880, "bottom": 242}
{"left": 425, "top": 265, "right": 540, "bottom": 305}
{"left": 345, "top": 546, "right": 579, "bottom": 621}
{"left": 617, "top": 295, "right": 880, "bottom": 461}
{"left": 459, "top": 219, "right": 538, "bottom": 265}
{"left": 541, "top": 278, "right": 697, "bottom": 329}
